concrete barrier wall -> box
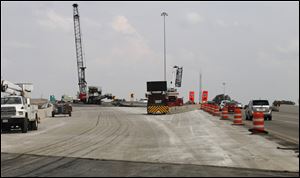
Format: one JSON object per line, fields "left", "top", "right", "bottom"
{"left": 38, "top": 106, "right": 53, "bottom": 119}
{"left": 169, "top": 104, "right": 200, "bottom": 114}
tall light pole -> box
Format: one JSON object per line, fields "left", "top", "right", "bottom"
{"left": 222, "top": 82, "right": 226, "bottom": 96}
{"left": 199, "top": 72, "right": 202, "bottom": 103}
{"left": 161, "top": 12, "right": 168, "bottom": 81}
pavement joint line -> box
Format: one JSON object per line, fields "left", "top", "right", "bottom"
{"left": 265, "top": 130, "right": 299, "bottom": 145}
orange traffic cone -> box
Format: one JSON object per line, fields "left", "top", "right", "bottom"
{"left": 232, "top": 108, "right": 244, "bottom": 125}
{"left": 249, "top": 112, "right": 268, "bottom": 134}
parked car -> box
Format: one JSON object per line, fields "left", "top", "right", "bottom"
{"left": 245, "top": 100, "right": 272, "bottom": 121}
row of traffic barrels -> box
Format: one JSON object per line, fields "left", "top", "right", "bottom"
{"left": 200, "top": 103, "right": 267, "bottom": 134}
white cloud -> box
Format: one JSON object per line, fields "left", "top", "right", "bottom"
{"left": 37, "top": 10, "right": 72, "bottom": 32}
{"left": 276, "top": 39, "right": 299, "bottom": 55}
{"left": 111, "top": 37, "right": 152, "bottom": 60}
{"left": 111, "top": 16, "right": 136, "bottom": 34}
{"left": 215, "top": 19, "right": 228, "bottom": 27}
{"left": 109, "top": 15, "right": 153, "bottom": 61}
{"left": 7, "top": 41, "right": 35, "bottom": 49}
{"left": 233, "top": 21, "right": 240, "bottom": 27}
{"left": 186, "top": 12, "right": 204, "bottom": 25}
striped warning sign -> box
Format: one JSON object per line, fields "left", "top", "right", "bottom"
{"left": 147, "top": 105, "right": 169, "bottom": 114}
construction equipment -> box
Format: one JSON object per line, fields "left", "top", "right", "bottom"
{"left": 87, "top": 86, "right": 112, "bottom": 104}
{"left": 146, "top": 81, "right": 169, "bottom": 114}
{"left": 1, "top": 79, "right": 39, "bottom": 133}
{"left": 72, "top": 4, "right": 112, "bottom": 105}
{"left": 73, "top": 3, "right": 87, "bottom": 103}
{"left": 166, "top": 66, "right": 183, "bottom": 107}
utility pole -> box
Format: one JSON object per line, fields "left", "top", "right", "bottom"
{"left": 222, "top": 82, "right": 226, "bottom": 96}
{"left": 199, "top": 72, "right": 202, "bottom": 103}
{"left": 161, "top": 12, "right": 168, "bottom": 81}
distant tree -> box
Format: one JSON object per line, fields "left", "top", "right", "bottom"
{"left": 273, "top": 100, "right": 295, "bottom": 106}
{"left": 212, "top": 94, "right": 231, "bottom": 105}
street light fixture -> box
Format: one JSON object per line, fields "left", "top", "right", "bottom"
{"left": 161, "top": 12, "right": 168, "bottom": 81}
{"left": 222, "top": 82, "right": 226, "bottom": 96}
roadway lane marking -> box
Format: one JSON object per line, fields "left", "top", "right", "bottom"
{"left": 272, "top": 119, "right": 299, "bottom": 125}
{"left": 265, "top": 129, "right": 299, "bottom": 145}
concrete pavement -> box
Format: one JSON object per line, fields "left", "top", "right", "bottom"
{"left": 1, "top": 106, "right": 299, "bottom": 176}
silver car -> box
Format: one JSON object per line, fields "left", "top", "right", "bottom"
{"left": 245, "top": 100, "right": 272, "bottom": 121}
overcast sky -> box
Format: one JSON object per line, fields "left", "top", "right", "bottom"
{"left": 1, "top": 1, "right": 299, "bottom": 105}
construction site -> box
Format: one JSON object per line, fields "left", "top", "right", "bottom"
{"left": 1, "top": 2, "right": 299, "bottom": 177}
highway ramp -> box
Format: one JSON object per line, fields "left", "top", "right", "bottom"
{"left": 1, "top": 106, "right": 299, "bottom": 176}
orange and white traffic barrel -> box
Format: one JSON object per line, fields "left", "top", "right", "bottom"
{"left": 220, "top": 106, "right": 229, "bottom": 120}
{"left": 208, "top": 104, "right": 212, "bottom": 114}
{"left": 213, "top": 105, "right": 220, "bottom": 116}
{"left": 211, "top": 104, "right": 216, "bottom": 115}
{"left": 212, "top": 105, "right": 216, "bottom": 116}
{"left": 215, "top": 105, "right": 221, "bottom": 116}
{"left": 249, "top": 112, "right": 268, "bottom": 134}
{"left": 232, "top": 108, "right": 244, "bottom": 125}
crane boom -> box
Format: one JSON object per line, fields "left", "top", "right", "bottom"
{"left": 72, "top": 4, "right": 87, "bottom": 102}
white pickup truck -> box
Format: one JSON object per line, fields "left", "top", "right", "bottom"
{"left": 1, "top": 95, "right": 39, "bottom": 133}
{"left": 1, "top": 80, "right": 39, "bottom": 133}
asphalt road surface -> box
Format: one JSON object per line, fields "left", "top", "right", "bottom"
{"left": 241, "top": 105, "right": 299, "bottom": 145}
{"left": 265, "top": 106, "right": 299, "bottom": 144}
{"left": 1, "top": 106, "right": 299, "bottom": 177}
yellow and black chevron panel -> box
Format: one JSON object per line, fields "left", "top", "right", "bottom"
{"left": 147, "top": 105, "right": 169, "bottom": 114}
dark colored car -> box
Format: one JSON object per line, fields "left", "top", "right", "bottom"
{"left": 52, "top": 101, "right": 72, "bottom": 117}
{"left": 225, "top": 102, "right": 236, "bottom": 113}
